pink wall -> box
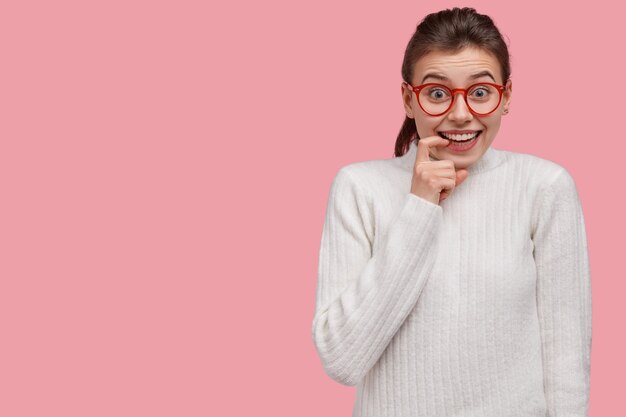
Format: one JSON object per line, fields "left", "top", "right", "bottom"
{"left": 0, "top": 1, "right": 621, "bottom": 415}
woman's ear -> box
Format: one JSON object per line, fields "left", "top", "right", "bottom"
{"left": 402, "top": 82, "right": 415, "bottom": 119}
{"left": 503, "top": 79, "right": 512, "bottom": 113}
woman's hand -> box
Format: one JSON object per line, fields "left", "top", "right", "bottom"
{"left": 410, "top": 136, "right": 469, "bottom": 205}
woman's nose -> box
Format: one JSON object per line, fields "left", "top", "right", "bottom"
{"left": 447, "top": 92, "right": 473, "bottom": 121}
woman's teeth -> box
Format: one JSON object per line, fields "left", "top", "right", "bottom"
{"left": 438, "top": 131, "right": 481, "bottom": 142}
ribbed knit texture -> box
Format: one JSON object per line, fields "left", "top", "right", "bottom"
{"left": 312, "top": 140, "right": 592, "bottom": 417}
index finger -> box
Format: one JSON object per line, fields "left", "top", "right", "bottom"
{"left": 415, "top": 136, "right": 450, "bottom": 163}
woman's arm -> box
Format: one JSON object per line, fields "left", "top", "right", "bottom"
{"left": 311, "top": 167, "right": 443, "bottom": 386}
{"left": 532, "top": 168, "right": 592, "bottom": 416}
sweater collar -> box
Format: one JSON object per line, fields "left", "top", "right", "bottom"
{"left": 398, "top": 139, "right": 505, "bottom": 175}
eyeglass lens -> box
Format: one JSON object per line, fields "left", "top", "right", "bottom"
{"left": 418, "top": 84, "right": 500, "bottom": 115}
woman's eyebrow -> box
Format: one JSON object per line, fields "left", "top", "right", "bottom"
{"left": 421, "top": 70, "right": 496, "bottom": 84}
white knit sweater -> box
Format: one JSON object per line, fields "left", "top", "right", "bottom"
{"left": 312, "top": 139, "right": 592, "bottom": 417}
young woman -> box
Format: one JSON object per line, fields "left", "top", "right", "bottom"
{"left": 311, "top": 7, "right": 591, "bottom": 417}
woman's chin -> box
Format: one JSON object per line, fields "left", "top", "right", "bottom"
{"left": 434, "top": 150, "right": 476, "bottom": 170}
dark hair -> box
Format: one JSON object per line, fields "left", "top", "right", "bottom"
{"left": 395, "top": 7, "right": 511, "bottom": 157}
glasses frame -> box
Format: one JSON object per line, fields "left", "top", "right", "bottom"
{"left": 403, "top": 81, "right": 507, "bottom": 116}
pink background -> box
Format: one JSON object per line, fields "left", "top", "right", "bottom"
{"left": 0, "top": 0, "right": 622, "bottom": 415}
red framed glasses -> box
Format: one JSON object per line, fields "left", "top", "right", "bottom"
{"left": 403, "top": 81, "right": 507, "bottom": 116}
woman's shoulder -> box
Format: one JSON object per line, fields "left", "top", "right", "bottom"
{"left": 498, "top": 148, "right": 572, "bottom": 182}
{"left": 497, "top": 148, "right": 579, "bottom": 199}
{"left": 331, "top": 153, "right": 410, "bottom": 197}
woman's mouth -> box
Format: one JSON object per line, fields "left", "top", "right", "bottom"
{"left": 437, "top": 130, "right": 482, "bottom": 152}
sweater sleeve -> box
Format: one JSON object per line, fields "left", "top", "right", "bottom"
{"left": 311, "top": 167, "right": 443, "bottom": 386}
{"left": 532, "top": 168, "right": 592, "bottom": 416}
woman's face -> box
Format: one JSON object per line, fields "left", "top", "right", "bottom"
{"left": 402, "top": 47, "right": 512, "bottom": 169}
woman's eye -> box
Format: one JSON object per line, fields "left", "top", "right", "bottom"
{"left": 471, "top": 87, "right": 490, "bottom": 98}
{"left": 429, "top": 89, "right": 448, "bottom": 99}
